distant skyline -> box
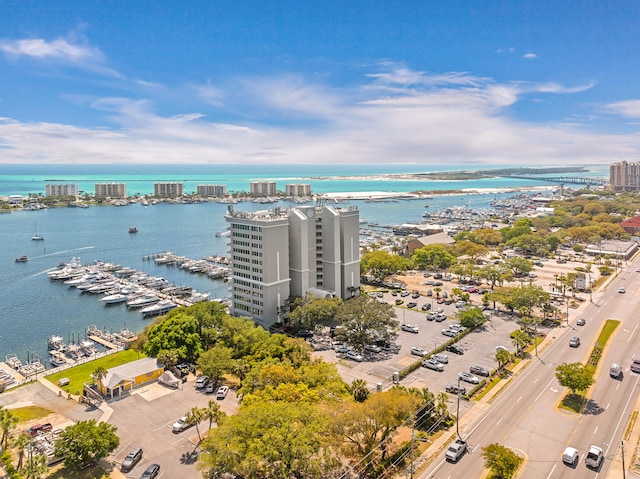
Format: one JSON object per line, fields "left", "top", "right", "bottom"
{"left": 1, "top": 1, "right": 639, "bottom": 166}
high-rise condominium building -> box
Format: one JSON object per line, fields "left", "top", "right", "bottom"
{"left": 154, "top": 182, "right": 184, "bottom": 197}
{"left": 610, "top": 161, "right": 640, "bottom": 190}
{"left": 249, "top": 181, "right": 277, "bottom": 196}
{"left": 197, "top": 184, "right": 228, "bottom": 196}
{"left": 285, "top": 184, "right": 311, "bottom": 196}
{"left": 46, "top": 184, "right": 79, "bottom": 197}
{"left": 95, "top": 183, "right": 127, "bottom": 198}
{"left": 225, "top": 205, "right": 360, "bottom": 329}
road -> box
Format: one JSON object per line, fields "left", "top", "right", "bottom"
{"left": 421, "top": 264, "right": 640, "bottom": 478}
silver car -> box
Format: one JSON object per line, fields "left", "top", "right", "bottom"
{"left": 411, "top": 346, "right": 428, "bottom": 357}
{"left": 422, "top": 359, "right": 444, "bottom": 371}
{"left": 432, "top": 353, "right": 449, "bottom": 364}
{"left": 458, "top": 372, "right": 480, "bottom": 384}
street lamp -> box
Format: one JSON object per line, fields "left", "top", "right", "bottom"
{"left": 456, "top": 376, "right": 463, "bottom": 441}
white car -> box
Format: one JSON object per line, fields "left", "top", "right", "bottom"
{"left": 216, "top": 386, "right": 229, "bottom": 399}
{"left": 619, "top": 287, "right": 626, "bottom": 294}
{"left": 432, "top": 353, "right": 449, "bottom": 364}
{"left": 346, "top": 350, "right": 364, "bottom": 362}
{"left": 458, "top": 372, "right": 480, "bottom": 384}
{"left": 334, "top": 343, "right": 349, "bottom": 353}
{"left": 401, "top": 324, "right": 419, "bottom": 333}
{"left": 441, "top": 329, "right": 457, "bottom": 337}
{"left": 562, "top": 446, "right": 579, "bottom": 466}
{"left": 410, "top": 346, "right": 428, "bottom": 357}
{"left": 172, "top": 417, "right": 189, "bottom": 433}
{"left": 364, "top": 344, "right": 381, "bottom": 353}
{"left": 422, "top": 359, "right": 444, "bottom": 371}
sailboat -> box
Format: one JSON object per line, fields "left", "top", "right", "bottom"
{"left": 32, "top": 223, "right": 44, "bottom": 241}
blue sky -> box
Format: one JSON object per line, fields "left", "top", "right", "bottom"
{"left": 1, "top": 1, "right": 639, "bottom": 166}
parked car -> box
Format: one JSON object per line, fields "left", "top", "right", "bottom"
{"left": 435, "top": 313, "right": 447, "bottom": 322}
{"left": 172, "top": 417, "right": 190, "bottom": 433}
{"left": 406, "top": 302, "right": 417, "bottom": 308}
{"left": 401, "top": 324, "right": 419, "bottom": 333}
{"left": 346, "top": 350, "right": 364, "bottom": 362}
{"left": 442, "top": 329, "right": 458, "bottom": 337}
{"left": 422, "top": 358, "right": 444, "bottom": 371}
{"left": 334, "top": 343, "right": 349, "bottom": 353}
{"left": 195, "top": 375, "right": 209, "bottom": 389}
{"left": 411, "top": 346, "right": 428, "bottom": 357}
{"left": 458, "top": 372, "right": 480, "bottom": 384}
{"left": 140, "top": 463, "right": 160, "bottom": 479}
{"left": 121, "top": 447, "right": 143, "bottom": 472}
{"left": 445, "top": 384, "right": 466, "bottom": 395}
{"left": 422, "top": 303, "right": 432, "bottom": 311}
{"left": 216, "top": 386, "right": 229, "bottom": 399}
{"left": 364, "top": 344, "right": 381, "bottom": 353}
{"left": 395, "top": 299, "right": 404, "bottom": 305}
{"left": 432, "top": 353, "right": 449, "bottom": 364}
{"left": 296, "top": 329, "right": 314, "bottom": 338}
{"left": 446, "top": 344, "right": 465, "bottom": 355}
{"left": 204, "top": 382, "right": 216, "bottom": 394}
{"left": 569, "top": 337, "right": 580, "bottom": 348}
{"left": 27, "top": 423, "right": 52, "bottom": 436}
{"left": 411, "top": 293, "right": 420, "bottom": 299}
{"left": 470, "top": 365, "right": 491, "bottom": 377}
{"left": 426, "top": 312, "right": 437, "bottom": 320}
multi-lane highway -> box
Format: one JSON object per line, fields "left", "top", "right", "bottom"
{"left": 422, "top": 263, "right": 640, "bottom": 478}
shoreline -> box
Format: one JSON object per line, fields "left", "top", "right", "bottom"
{"left": 321, "top": 185, "right": 556, "bottom": 201}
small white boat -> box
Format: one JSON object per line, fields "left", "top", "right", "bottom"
{"left": 5, "top": 354, "right": 22, "bottom": 369}
{"left": 126, "top": 294, "right": 160, "bottom": 309}
{"left": 140, "top": 299, "right": 177, "bottom": 316}
{"left": 48, "top": 335, "right": 66, "bottom": 351}
{"left": 49, "top": 351, "right": 67, "bottom": 367}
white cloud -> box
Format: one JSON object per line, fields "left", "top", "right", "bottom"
{"left": 0, "top": 65, "right": 636, "bottom": 166}
{"left": 0, "top": 35, "right": 122, "bottom": 78}
{"left": 523, "top": 53, "right": 537, "bottom": 59}
{"left": 605, "top": 100, "right": 640, "bottom": 118}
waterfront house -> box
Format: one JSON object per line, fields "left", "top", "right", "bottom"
{"left": 97, "top": 357, "right": 163, "bottom": 398}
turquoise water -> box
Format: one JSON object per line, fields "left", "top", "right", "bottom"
{"left": 0, "top": 163, "right": 608, "bottom": 366}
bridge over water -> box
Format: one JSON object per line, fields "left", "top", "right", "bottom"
{"left": 501, "top": 175, "right": 607, "bottom": 186}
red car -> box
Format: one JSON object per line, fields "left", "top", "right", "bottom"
{"left": 437, "top": 297, "right": 445, "bottom": 304}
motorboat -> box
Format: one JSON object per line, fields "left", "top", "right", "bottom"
{"left": 48, "top": 335, "right": 66, "bottom": 351}
{"left": 100, "top": 292, "right": 128, "bottom": 304}
{"left": 126, "top": 293, "right": 160, "bottom": 309}
{"left": 140, "top": 299, "right": 177, "bottom": 317}
{"left": 49, "top": 351, "right": 67, "bottom": 367}
{"left": 5, "top": 354, "right": 22, "bottom": 369}
{"left": 128, "top": 226, "right": 138, "bottom": 233}
{"left": 15, "top": 255, "right": 29, "bottom": 263}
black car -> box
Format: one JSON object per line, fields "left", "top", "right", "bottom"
{"left": 445, "top": 344, "right": 465, "bottom": 355}
{"left": 121, "top": 447, "right": 143, "bottom": 472}
{"left": 296, "top": 329, "right": 314, "bottom": 338}
{"left": 140, "top": 464, "right": 160, "bottom": 479}
{"left": 445, "top": 384, "right": 467, "bottom": 395}
{"left": 421, "top": 303, "right": 432, "bottom": 311}
{"left": 406, "top": 302, "right": 417, "bottom": 308}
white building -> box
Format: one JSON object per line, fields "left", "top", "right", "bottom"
{"left": 225, "top": 205, "right": 360, "bottom": 328}
{"left": 250, "top": 181, "right": 277, "bottom": 196}
{"left": 154, "top": 182, "right": 184, "bottom": 197}
{"left": 95, "top": 183, "right": 127, "bottom": 198}
{"left": 46, "top": 184, "right": 79, "bottom": 197}
{"left": 197, "top": 184, "right": 227, "bottom": 197}
{"left": 285, "top": 184, "right": 311, "bottom": 197}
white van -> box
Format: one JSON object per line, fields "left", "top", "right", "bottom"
{"left": 562, "top": 446, "right": 579, "bottom": 465}
{"left": 610, "top": 363, "right": 622, "bottom": 378}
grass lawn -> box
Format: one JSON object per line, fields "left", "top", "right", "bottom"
{"left": 49, "top": 463, "right": 110, "bottom": 479}
{"left": 10, "top": 405, "right": 54, "bottom": 423}
{"left": 560, "top": 392, "right": 586, "bottom": 413}
{"left": 45, "top": 349, "right": 144, "bottom": 395}
{"left": 596, "top": 319, "right": 620, "bottom": 349}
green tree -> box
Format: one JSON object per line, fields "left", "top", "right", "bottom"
{"left": 361, "top": 250, "right": 413, "bottom": 281}
{"left": 22, "top": 451, "right": 49, "bottom": 479}
{"left": 91, "top": 366, "right": 107, "bottom": 384}
{"left": 186, "top": 406, "right": 205, "bottom": 444}
{"left": 511, "top": 330, "right": 530, "bottom": 357}
{"left": 495, "top": 348, "right": 512, "bottom": 369}
{"left": 334, "top": 295, "right": 398, "bottom": 351}
{"left": 555, "top": 362, "right": 595, "bottom": 395}
{"left": 458, "top": 307, "right": 486, "bottom": 329}
{"left": 455, "top": 239, "right": 490, "bottom": 261}
{"left": 54, "top": 419, "right": 120, "bottom": 468}
{"left": 411, "top": 244, "right": 456, "bottom": 271}
{"left": 143, "top": 312, "right": 203, "bottom": 361}
{"left": 202, "top": 400, "right": 226, "bottom": 431}
{"left": 481, "top": 442, "right": 523, "bottom": 479}
{"left": 197, "top": 343, "right": 234, "bottom": 384}
{"left": 350, "top": 379, "right": 370, "bottom": 402}
{"left": 479, "top": 264, "right": 503, "bottom": 290}
{"left": 505, "top": 257, "right": 533, "bottom": 277}
{"left": 288, "top": 295, "right": 343, "bottom": 330}
{"left": 0, "top": 407, "right": 18, "bottom": 450}
{"left": 13, "top": 429, "right": 31, "bottom": 470}
{"left": 198, "top": 401, "right": 338, "bottom": 479}
{"left": 156, "top": 349, "right": 180, "bottom": 369}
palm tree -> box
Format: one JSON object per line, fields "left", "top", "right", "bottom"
{"left": 13, "top": 430, "right": 31, "bottom": 470}
{"left": 350, "top": 379, "right": 370, "bottom": 402}
{"left": 202, "top": 400, "right": 225, "bottom": 431}
{"left": 512, "top": 330, "right": 530, "bottom": 357}
{"left": 186, "top": 407, "right": 205, "bottom": 444}
{"left": 0, "top": 407, "right": 18, "bottom": 450}
{"left": 92, "top": 366, "right": 107, "bottom": 385}
{"left": 22, "top": 451, "right": 48, "bottom": 479}
{"left": 436, "top": 391, "right": 450, "bottom": 420}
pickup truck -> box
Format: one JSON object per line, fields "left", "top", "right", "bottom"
{"left": 585, "top": 445, "right": 603, "bottom": 469}
{"left": 445, "top": 439, "right": 468, "bottom": 462}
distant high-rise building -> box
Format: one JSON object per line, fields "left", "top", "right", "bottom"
{"left": 154, "top": 182, "right": 184, "bottom": 197}
{"left": 46, "top": 184, "right": 79, "bottom": 197}
{"left": 285, "top": 184, "right": 311, "bottom": 197}
{"left": 250, "top": 181, "right": 277, "bottom": 196}
{"left": 197, "top": 184, "right": 227, "bottom": 196}
{"left": 95, "top": 183, "right": 127, "bottom": 198}
{"left": 225, "top": 205, "right": 360, "bottom": 328}
{"left": 610, "top": 161, "right": 640, "bottom": 190}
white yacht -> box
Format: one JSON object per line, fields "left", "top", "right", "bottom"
{"left": 100, "top": 292, "right": 128, "bottom": 304}
{"left": 140, "top": 299, "right": 177, "bottom": 316}
{"left": 126, "top": 293, "right": 160, "bottom": 309}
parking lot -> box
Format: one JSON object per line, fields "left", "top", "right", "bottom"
{"left": 107, "top": 377, "right": 239, "bottom": 479}
{"left": 315, "top": 287, "right": 522, "bottom": 401}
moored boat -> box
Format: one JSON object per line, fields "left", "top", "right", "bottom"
{"left": 126, "top": 293, "right": 160, "bottom": 309}
{"left": 100, "top": 292, "right": 128, "bottom": 304}
{"left": 49, "top": 351, "right": 67, "bottom": 367}
{"left": 5, "top": 354, "right": 22, "bottom": 369}
{"left": 128, "top": 226, "right": 138, "bottom": 233}
{"left": 15, "top": 255, "right": 29, "bottom": 263}
{"left": 140, "top": 299, "right": 177, "bottom": 317}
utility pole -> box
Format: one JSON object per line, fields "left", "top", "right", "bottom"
{"left": 622, "top": 440, "right": 626, "bottom": 479}
{"left": 456, "top": 376, "right": 463, "bottom": 441}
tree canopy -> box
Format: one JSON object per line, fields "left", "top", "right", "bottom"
{"left": 54, "top": 420, "right": 119, "bottom": 468}
{"left": 555, "top": 362, "right": 595, "bottom": 395}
